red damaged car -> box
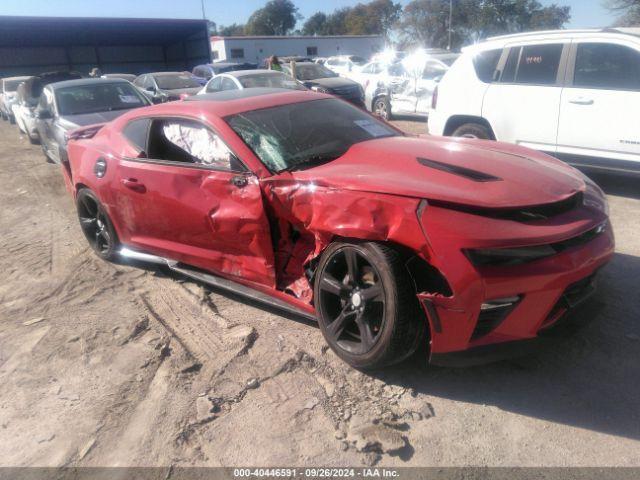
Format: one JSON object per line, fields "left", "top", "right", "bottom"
{"left": 62, "top": 88, "right": 614, "bottom": 369}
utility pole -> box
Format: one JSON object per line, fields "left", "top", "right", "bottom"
{"left": 447, "top": 0, "right": 453, "bottom": 51}
{"left": 201, "top": 0, "right": 206, "bottom": 20}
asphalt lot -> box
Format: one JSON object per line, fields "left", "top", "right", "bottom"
{"left": 0, "top": 118, "right": 639, "bottom": 467}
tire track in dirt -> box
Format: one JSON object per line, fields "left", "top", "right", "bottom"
{"left": 139, "top": 278, "right": 258, "bottom": 370}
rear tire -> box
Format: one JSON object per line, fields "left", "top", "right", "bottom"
{"left": 8, "top": 115, "right": 15, "bottom": 125}
{"left": 372, "top": 95, "right": 393, "bottom": 121}
{"left": 314, "top": 241, "right": 425, "bottom": 369}
{"left": 451, "top": 122, "right": 492, "bottom": 139}
{"left": 76, "top": 189, "right": 120, "bottom": 262}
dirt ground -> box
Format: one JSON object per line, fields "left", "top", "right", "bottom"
{"left": 1, "top": 118, "right": 639, "bottom": 468}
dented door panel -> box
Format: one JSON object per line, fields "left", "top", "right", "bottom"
{"left": 114, "top": 159, "right": 276, "bottom": 286}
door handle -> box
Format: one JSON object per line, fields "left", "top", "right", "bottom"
{"left": 231, "top": 175, "right": 248, "bottom": 188}
{"left": 568, "top": 97, "right": 594, "bottom": 105}
{"left": 121, "top": 178, "right": 146, "bottom": 193}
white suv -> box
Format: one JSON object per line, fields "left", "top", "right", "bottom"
{"left": 428, "top": 28, "right": 640, "bottom": 175}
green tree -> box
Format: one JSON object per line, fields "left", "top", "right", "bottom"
{"left": 344, "top": 0, "right": 402, "bottom": 36}
{"left": 462, "top": 0, "right": 570, "bottom": 41}
{"left": 302, "top": 12, "right": 329, "bottom": 35}
{"left": 397, "top": 0, "right": 571, "bottom": 50}
{"left": 606, "top": 0, "right": 640, "bottom": 26}
{"left": 217, "top": 23, "right": 246, "bottom": 36}
{"left": 245, "top": 0, "right": 301, "bottom": 35}
{"left": 396, "top": 0, "right": 467, "bottom": 49}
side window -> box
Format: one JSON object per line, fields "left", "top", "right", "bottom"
{"left": 221, "top": 77, "right": 238, "bottom": 91}
{"left": 513, "top": 44, "right": 563, "bottom": 85}
{"left": 363, "top": 63, "right": 382, "bottom": 74}
{"left": 574, "top": 42, "right": 640, "bottom": 90}
{"left": 230, "top": 48, "right": 244, "bottom": 59}
{"left": 206, "top": 76, "right": 223, "bottom": 93}
{"left": 123, "top": 118, "right": 151, "bottom": 153}
{"left": 147, "top": 118, "right": 240, "bottom": 170}
{"left": 473, "top": 48, "right": 503, "bottom": 82}
{"left": 133, "top": 75, "right": 144, "bottom": 87}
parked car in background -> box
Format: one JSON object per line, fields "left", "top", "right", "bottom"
{"left": 133, "top": 72, "right": 202, "bottom": 103}
{"left": 1, "top": 76, "right": 30, "bottom": 123}
{"left": 365, "top": 57, "right": 448, "bottom": 119}
{"left": 6, "top": 71, "right": 83, "bottom": 137}
{"left": 429, "top": 28, "right": 640, "bottom": 175}
{"left": 63, "top": 89, "right": 613, "bottom": 369}
{"left": 282, "top": 62, "right": 364, "bottom": 107}
{"left": 325, "top": 55, "right": 368, "bottom": 76}
{"left": 192, "top": 62, "right": 257, "bottom": 82}
{"left": 422, "top": 49, "right": 460, "bottom": 66}
{"left": 36, "top": 78, "right": 150, "bottom": 164}
{"left": 12, "top": 81, "right": 40, "bottom": 143}
{"left": 102, "top": 73, "right": 137, "bottom": 82}
{"left": 199, "top": 70, "right": 306, "bottom": 94}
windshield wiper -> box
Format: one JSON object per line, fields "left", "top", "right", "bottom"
{"left": 280, "top": 153, "right": 342, "bottom": 173}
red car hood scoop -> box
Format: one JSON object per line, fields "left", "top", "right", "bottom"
{"left": 293, "top": 136, "right": 585, "bottom": 209}
{"left": 416, "top": 157, "right": 502, "bottom": 182}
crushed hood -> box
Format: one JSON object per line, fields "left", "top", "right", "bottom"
{"left": 291, "top": 136, "right": 585, "bottom": 209}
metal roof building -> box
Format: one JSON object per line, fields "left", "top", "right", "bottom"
{"left": 0, "top": 16, "right": 212, "bottom": 77}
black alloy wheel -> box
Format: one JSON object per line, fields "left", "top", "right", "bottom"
{"left": 315, "top": 242, "right": 424, "bottom": 369}
{"left": 318, "top": 245, "right": 386, "bottom": 355}
{"left": 76, "top": 189, "right": 119, "bottom": 261}
{"left": 373, "top": 96, "right": 391, "bottom": 120}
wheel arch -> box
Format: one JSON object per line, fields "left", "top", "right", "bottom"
{"left": 443, "top": 115, "right": 496, "bottom": 139}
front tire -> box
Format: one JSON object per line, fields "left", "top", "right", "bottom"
{"left": 76, "top": 189, "right": 119, "bottom": 262}
{"left": 314, "top": 241, "right": 424, "bottom": 369}
{"left": 451, "top": 122, "right": 492, "bottom": 139}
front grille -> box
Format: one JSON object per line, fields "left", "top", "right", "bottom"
{"left": 465, "top": 222, "right": 607, "bottom": 267}
{"left": 432, "top": 192, "right": 584, "bottom": 223}
{"left": 331, "top": 85, "right": 360, "bottom": 96}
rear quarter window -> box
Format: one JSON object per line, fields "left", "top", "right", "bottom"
{"left": 472, "top": 49, "right": 503, "bottom": 82}
{"left": 123, "top": 118, "right": 151, "bottom": 153}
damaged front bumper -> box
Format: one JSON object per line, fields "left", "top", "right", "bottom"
{"left": 416, "top": 202, "right": 614, "bottom": 365}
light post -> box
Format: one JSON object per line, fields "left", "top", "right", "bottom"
{"left": 447, "top": 0, "right": 453, "bottom": 51}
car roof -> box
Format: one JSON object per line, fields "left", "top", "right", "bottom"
{"left": 148, "top": 72, "right": 192, "bottom": 77}
{"left": 468, "top": 27, "right": 640, "bottom": 52}
{"left": 49, "top": 78, "right": 129, "bottom": 89}
{"left": 147, "top": 88, "right": 330, "bottom": 118}
{"left": 187, "top": 88, "right": 295, "bottom": 102}
{"left": 223, "top": 69, "right": 280, "bottom": 78}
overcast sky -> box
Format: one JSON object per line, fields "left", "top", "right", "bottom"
{"left": 1, "top": 0, "right": 617, "bottom": 29}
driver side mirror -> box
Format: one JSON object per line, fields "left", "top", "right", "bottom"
{"left": 36, "top": 108, "right": 52, "bottom": 120}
